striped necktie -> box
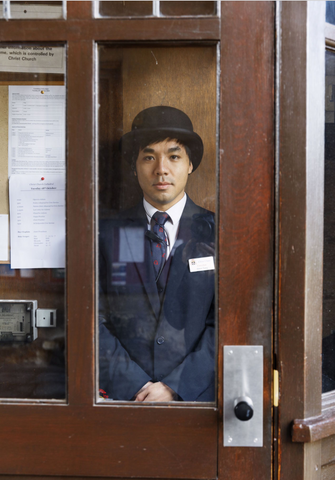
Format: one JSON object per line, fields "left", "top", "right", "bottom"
{"left": 151, "top": 211, "right": 169, "bottom": 279}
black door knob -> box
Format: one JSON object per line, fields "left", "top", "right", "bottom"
{"left": 234, "top": 396, "right": 254, "bottom": 421}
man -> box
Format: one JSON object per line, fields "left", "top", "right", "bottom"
{"left": 99, "top": 106, "right": 215, "bottom": 402}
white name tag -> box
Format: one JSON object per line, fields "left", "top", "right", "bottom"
{"left": 188, "top": 256, "right": 215, "bottom": 272}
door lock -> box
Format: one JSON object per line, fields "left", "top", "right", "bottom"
{"left": 224, "top": 346, "right": 263, "bottom": 447}
{"left": 234, "top": 396, "right": 254, "bottom": 421}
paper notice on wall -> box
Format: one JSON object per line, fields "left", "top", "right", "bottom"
{"left": 0, "top": 46, "right": 64, "bottom": 73}
{"left": 0, "top": 215, "right": 9, "bottom": 262}
{"left": 9, "top": 175, "right": 65, "bottom": 269}
{"left": 8, "top": 85, "right": 65, "bottom": 176}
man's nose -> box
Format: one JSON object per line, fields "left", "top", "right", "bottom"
{"left": 154, "top": 156, "right": 169, "bottom": 175}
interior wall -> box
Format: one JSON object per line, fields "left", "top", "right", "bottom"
{"left": 122, "top": 46, "right": 217, "bottom": 212}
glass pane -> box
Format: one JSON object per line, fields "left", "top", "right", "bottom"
{"left": 0, "top": 44, "right": 66, "bottom": 400}
{"left": 0, "top": 1, "right": 64, "bottom": 19}
{"left": 99, "top": 1, "right": 152, "bottom": 17}
{"left": 0, "top": 1, "right": 6, "bottom": 19}
{"left": 323, "top": 49, "right": 335, "bottom": 393}
{"left": 97, "top": 45, "right": 217, "bottom": 403}
{"left": 326, "top": 1, "right": 335, "bottom": 25}
{"left": 160, "top": 1, "right": 216, "bottom": 17}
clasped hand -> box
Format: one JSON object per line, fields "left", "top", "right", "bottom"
{"left": 135, "top": 381, "right": 176, "bottom": 402}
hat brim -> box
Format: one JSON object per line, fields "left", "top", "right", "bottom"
{"left": 120, "top": 127, "right": 203, "bottom": 172}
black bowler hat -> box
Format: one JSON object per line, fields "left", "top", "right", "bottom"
{"left": 120, "top": 106, "right": 204, "bottom": 172}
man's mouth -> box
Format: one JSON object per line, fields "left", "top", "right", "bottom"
{"left": 153, "top": 182, "right": 172, "bottom": 190}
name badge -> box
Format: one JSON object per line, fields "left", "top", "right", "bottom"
{"left": 188, "top": 256, "right": 215, "bottom": 272}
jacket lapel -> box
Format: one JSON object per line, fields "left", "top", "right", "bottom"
{"left": 122, "top": 203, "right": 161, "bottom": 319}
{"left": 164, "top": 197, "right": 199, "bottom": 299}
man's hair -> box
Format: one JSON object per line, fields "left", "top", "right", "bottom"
{"left": 131, "top": 135, "right": 192, "bottom": 172}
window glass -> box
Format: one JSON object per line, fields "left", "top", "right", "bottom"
{"left": 326, "top": 1, "right": 335, "bottom": 25}
{"left": 98, "top": 1, "right": 152, "bottom": 18}
{"left": 323, "top": 49, "right": 335, "bottom": 393}
{"left": 0, "top": 1, "right": 64, "bottom": 20}
{"left": 160, "top": 1, "right": 217, "bottom": 17}
{"left": 0, "top": 44, "right": 66, "bottom": 400}
{"left": 97, "top": 45, "right": 217, "bottom": 403}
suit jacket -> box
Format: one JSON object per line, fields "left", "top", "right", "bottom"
{"left": 99, "top": 196, "right": 215, "bottom": 401}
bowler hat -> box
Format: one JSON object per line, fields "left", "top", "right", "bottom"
{"left": 120, "top": 106, "right": 203, "bottom": 171}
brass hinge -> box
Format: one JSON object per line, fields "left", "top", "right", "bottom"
{"left": 273, "top": 369, "right": 279, "bottom": 407}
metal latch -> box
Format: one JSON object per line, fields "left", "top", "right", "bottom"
{"left": 36, "top": 309, "right": 57, "bottom": 327}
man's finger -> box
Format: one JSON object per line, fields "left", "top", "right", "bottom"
{"left": 135, "top": 389, "right": 150, "bottom": 402}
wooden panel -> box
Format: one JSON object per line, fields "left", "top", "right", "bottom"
{"left": 66, "top": 39, "right": 94, "bottom": 406}
{"left": 67, "top": 1, "right": 92, "bottom": 19}
{"left": 218, "top": 2, "right": 274, "bottom": 479}
{"left": 278, "top": 2, "right": 325, "bottom": 479}
{"left": 0, "top": 18, "right": 220, "bottom": 42}
{"left": 321, "top": 435, "right": 335, "bottom": 466}
{"left": 0, "top": 405, "right": 217, "bottom": 478}
{"left": 277, "top": 2, "right": 307, "bottom": 476}
{"left": 321, "top": 463, "right": 335, "bottom": 480}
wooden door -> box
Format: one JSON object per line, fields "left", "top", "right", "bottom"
{"left": 0, "top": 2, "right": 274, "bottom": 480}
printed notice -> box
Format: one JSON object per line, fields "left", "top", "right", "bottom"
{"left": 0, "top": 46, "right": 64, "bottom": 74}
{"left": 9, "top": 175, "right": 65, "bottom": 269}
{"left": 8, "top": 85, "right": 65, "bottom": 176}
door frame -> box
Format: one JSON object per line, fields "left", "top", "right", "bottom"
{"left": 277, "top": 2, "right": 327, "bottom": 480}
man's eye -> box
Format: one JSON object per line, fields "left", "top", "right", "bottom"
{"left": 144, "top": 155, "right": 154, "bottom": 161}
{"left": 170, "top": 155, "right": 180, "bottom": 160}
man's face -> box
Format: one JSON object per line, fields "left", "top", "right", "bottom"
{"left": 135, "top": 139, "right": 193, "bottom": 210}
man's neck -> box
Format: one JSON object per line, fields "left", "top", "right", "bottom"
{"left": 143, "top": 194, "right": 187, "bottom": 212}
{"left": 143, "top": 194, "right": 187, "bottom": 225}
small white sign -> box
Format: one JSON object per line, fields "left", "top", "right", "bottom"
{"left": 188, "top": 256, "right": 215, "bottom": 273}
{"left": 0, "top": 46, "right": 65, "bottom": 73}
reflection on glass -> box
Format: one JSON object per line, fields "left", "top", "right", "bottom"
{"left": 0, "top": 44, "right": 66, "bottom": 400}
{"left": 98, "top": 45, "right": 217, "bottom": 403}
{"left": 326, "top": 1, "right": 335, "bottom": 25}
{"left": 160, "top": 1, "right": 216, "bottom": 17}
{"left": 99, "top": 1, "right": 152, "bottom": 17}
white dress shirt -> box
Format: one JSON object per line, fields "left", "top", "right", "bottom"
{"left": 143, "top": 194, "right": 187, "bottom": 260}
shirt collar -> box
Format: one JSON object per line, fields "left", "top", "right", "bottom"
{"left": 143, "top": 194, "right": 187, "bottom": 225}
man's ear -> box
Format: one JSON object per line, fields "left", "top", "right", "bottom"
{"left": 188, "top": 162, "right": 193, "bottom": 175}
{"left": 134, "top": 170, "right": 137, "bottom": 176}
